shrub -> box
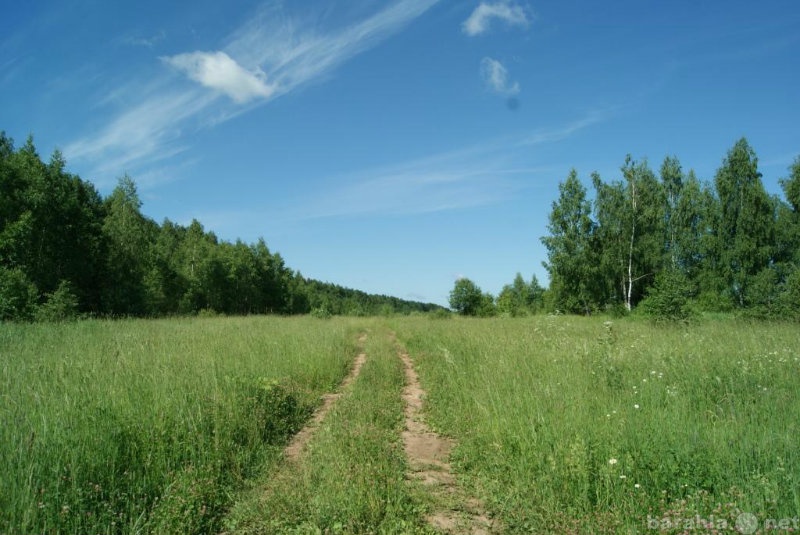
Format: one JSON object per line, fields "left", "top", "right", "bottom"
{"left": 310, "top": 306, "right": 332, "bottom": 319}
{"left": 36, "top": 280, "right": 79, "bottom": 322}
{"left": 639, "top": 269, "right": 696, "bottom": 322}
{"left": 0, "top": 267, "right": 38, "bottom": 321}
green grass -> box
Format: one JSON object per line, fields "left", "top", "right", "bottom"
{"left": 4, "top": 314, "right": 799, "bottom": 534}
{"left": 392, "top": 315, "right": 800, "bottom": 533}
{"left": 224, "top": 324, "right": 432, "bottom": 534}
{"left": 0, "top": 316, "right": 359, "bottom": 534}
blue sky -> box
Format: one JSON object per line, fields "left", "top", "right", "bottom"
{"left": 2, "top": 0, "right": 799, "bottom": 306}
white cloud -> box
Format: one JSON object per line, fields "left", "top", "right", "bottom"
{"left": 480, "top": 57, "right": 520, "bottom": 95}
{"left": 163, "top": 51, "right": 275, "bottom": 104}
{"left": 462, "top": 1, "right": 529, "bottom": 36}
{"left": 64, "top": 0, "right": 440, "bottom": 186}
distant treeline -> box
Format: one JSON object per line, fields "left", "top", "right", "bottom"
{"left": 541, "top": 138, "right": 800, "bottom": 318}
{"left": 0, "top": 133, "right": 443, "bottom": 321}
{"left": 447, "top": 138, "right": 800, "bottom": 320}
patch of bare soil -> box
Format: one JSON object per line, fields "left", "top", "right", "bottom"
{"left": 395, "top": 338, "right": 498, "bottom": 534}
{"left": 283, "top": 333, "right": 368, "bottom": 461}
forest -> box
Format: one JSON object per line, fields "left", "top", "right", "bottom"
{"left": 541, "top": 138, "right": 800, "bottom": 319}
{"left": 449, "top": 138, "right": 800, "bottom": 320}
{"left": 0, "top": 133, "right": 442, "bottom": 321}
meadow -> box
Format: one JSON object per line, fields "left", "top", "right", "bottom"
{"left": 392, "top": 316, "right": 800, "bottom": 533}
{"left": 1, "top": 314, "right": 799, "bottom": 534}
{"left": 0, "top": 316, "right": 360, "bottom": 534}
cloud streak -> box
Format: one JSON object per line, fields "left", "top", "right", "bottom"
{"left": 462, "top": 1, "right": 529, "bottom": 36}
{"left": 481, "top": 57, "right": 520, "bottom": 95}
{"left": 282, "top": 111, "right": 610, "bottom": 222}
{"left": 64, "top": 0, "right": 440, "bottom": 185}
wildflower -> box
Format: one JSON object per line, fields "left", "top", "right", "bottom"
{"left": 634, "top": 483, "right": 641, "bottom": 489}
{"left": 609, "top": 458, "right": 618, "bottom": 465}
{"left": 634, "top": 404, "right": 640, "bottom": 409}
{"left": 620, "top": 474, "right": 627, "bottom": 479}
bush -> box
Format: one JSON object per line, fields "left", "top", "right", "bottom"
{"left": 0, "top": 267, "right": 38, "bottom": 321}
{"left": 639, "top": 269, "right": 696, "bottom": 322}
{"left": 429, "top": 308, "right": 452, "bottom": 320}
{"left": 36, "top": 280, "right": 79, "bottom": 322}
{"left": 310, "top": 306, "right": 332, "bottom": 319}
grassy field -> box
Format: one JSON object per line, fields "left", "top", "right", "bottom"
{"left": 2, "top": 314, "right": 799, "bottom": 534}
{"left": 392, "top": 315, "right": 800, "bottom": 533}
{"left": 0, "top": 316, "right": 360, "bottom": 534}
{"left": 224, "top": 326, "right": 432, "bottom": 534}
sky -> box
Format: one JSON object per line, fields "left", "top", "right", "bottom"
{"left": 2, "top": 0, "right": 799, "bottom": 306}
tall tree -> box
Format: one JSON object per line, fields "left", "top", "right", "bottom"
{"left": 542, "top": 169, "right": 597, "bottom": 313}
{"left": 660, "top": 156, "right": 684, "bottom": 268}
{"left": 713, "top": 138, "right": 774, "bottom": 306}
{"left": 101, "top": 175, "right": 150, "bottom": 315}
{"left": 592, "top": 160, "right": 664, "bottom": 311}
{"left": 449, "top": 277, "right": 483, "bottom": 316}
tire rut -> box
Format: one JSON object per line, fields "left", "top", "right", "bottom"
{"left": 394, "top": 334, "right": 498, "bottom": 534}
{"left": 283, "top": 333, "right": 368, "bottom": 461}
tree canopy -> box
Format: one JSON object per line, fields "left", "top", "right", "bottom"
{"left": 0, "top": 133, "right": 443, "bottom": 321}
{"left": 540, "top": 138, "right": 800, "bottom": 319}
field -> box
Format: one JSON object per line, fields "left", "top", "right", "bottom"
{"left": 1, "top": 315, "right": 799, "bottom": 534}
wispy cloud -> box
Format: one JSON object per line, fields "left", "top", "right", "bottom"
{"left": 225, "top": 0, "right": 440, "bottom": 96}
{"left": 517, "top": 109, "right": 612, "bottom": 147}
{"left": 462, "top": 1, "right": 529, "bottom": 37}
{"left": 163, "top": 51, "right": 276, "bottom": 103}
{"left": 122, "top": 30, "right": 166, "bottom": 48}
{"left": 64, "top": 0, "right": 440, "bottom": 185}
{"left": 480, "top": 57, "right": 520, "bottom": 95}
{"left": 64, "top": 89, "right": 214, "bottom": 183}
{"left": 282, "top": 111, "right": 611, "bottom": 222}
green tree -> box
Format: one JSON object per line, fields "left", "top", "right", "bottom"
{"left": 101, "top": 175, "right": 150, "bottom": 315}
{"left": 449, "top": 278, "right": 483, "bottom": 316}
{"left": 661, "top": 156, "right": 684, "bottom": 268}
{"left": 780, "top": 157, "right": 800, "bottom": 213}
{"left": 779, "top": 157, "right": 800, "bottom": 265}
{"left": 542, "top": 169, "right": 598, "bottom": 314}
{"left": 0, "top": 136, "right": 105, "bottom": 313}
{"left": 713, "top": 138, "right": 774, "bottom": 306}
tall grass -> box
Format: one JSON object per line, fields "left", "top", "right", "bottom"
{"left": 393, "top": 316, "right": 800, "bottom": 533}
{"left": 225, "top": 325, "right": 432, "bottom": 534}
{"left": 0, "top": 316, "right": 357, "bottom": 534}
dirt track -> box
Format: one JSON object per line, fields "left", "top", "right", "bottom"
{"left": 395, "top": 336, "right": 497, "bottom": 534}
{"left": 283, "top": 333, "right": 368, "bottom": 461}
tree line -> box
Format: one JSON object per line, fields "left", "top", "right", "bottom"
{"left": 0, "top": 133, "right": 442, "bottom": 321}
{"left": 542, "top": 138, "right": 800, "bottom": 318}
{"left": 450, "top": 138, "right": 800, "bottom": 319}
